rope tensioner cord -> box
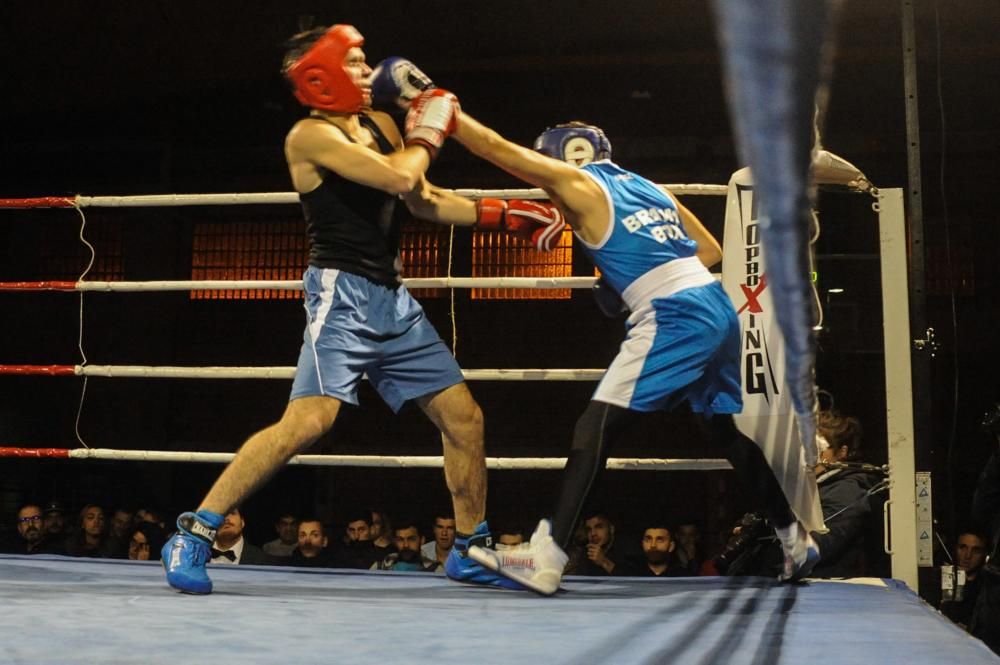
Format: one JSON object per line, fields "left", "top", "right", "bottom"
{"left": 0, "top": 446, "right": 732, "bottom": 470}
{"left": 0, "top": 184, "right": 728, "bottom": 210}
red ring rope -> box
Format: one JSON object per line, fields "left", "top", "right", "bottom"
{"left": 0, "top": 196, "right": 76, "bottom": 208}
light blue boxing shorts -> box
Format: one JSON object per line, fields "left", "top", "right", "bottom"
{"left": 289, "top": 267, "right": 464, "bottom": 413}
{"left": 592, "top": 280, "right": 742, "bottom": 415}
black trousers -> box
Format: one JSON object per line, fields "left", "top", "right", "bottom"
{"left": 550, "top": 400, "right": 795, "bottom": 549}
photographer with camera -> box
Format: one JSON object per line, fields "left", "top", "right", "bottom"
{"left": 715, "top": 406, "right": 885, "bottom": 578}
{"left": 807, "top": 409, "right": 886, "bottom": 577}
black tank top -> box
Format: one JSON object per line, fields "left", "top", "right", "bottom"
{"left": 299, "top": 114, "right": 404, "bottom": 287}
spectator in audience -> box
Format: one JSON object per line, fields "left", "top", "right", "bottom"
{"left": 10, "top": 503, "right": 63, "bottom": 555}
{"left": 128, "top": 522, "right": 167, "bottom": 562}
{"left": 345, "top": 514, "right": 370, "bottom": 542}
{"left": 496, "top": 524, "right": 528, "bottom": 550}
{"left": 135, "top": 506, "right": 167, "bottom": 530}
{"left": 110, "top": 508, "right": 135, "bottom": 541}
{"left": 421, "top": 513, "right": 456, "bottom": 571}
{"left": 332, "top": 510, "right": 379, "bottom": 569}
{"left": 957, "top": 530, "right": 989, "bottom": 582}
{"left": 624, "top": 523, "right": 687, "bottom": 577}
{"left": 370, "top": 508, "right": 395, "bottom": 559}
{"left": 107, "top": 507, "right": 136, "bottom": 558}
{"left": 941, "top": 527, "right": 989, "bottom": 630}
{"left": 578, "top": 510, "right": 624, "bottom": 576}
{"left": 209, "top": 507, "right": 271, "bottom": 566}
{"left": 374, "top": 518, "right": 438, "bottom": 572}
{"left": 674, "top": 521, "right": 706, "bottom": 575}
{"left": 65, "top": 504, "right": 116, "bottom": 558}
{"left": 289, "top": 517, "right": 333, "bottom": 568}
{"left": 263, "top": 512, "right": 299, "bottom": 559}
{"left": 42, "top": 500, "right": 71, "bottom": 539}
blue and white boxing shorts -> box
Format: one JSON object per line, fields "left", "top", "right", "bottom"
{"left": 593, "top": 278, "right": 742, "bottom": 415}
{"left": 290, "top": 267, "right": 464, "bottom": 412}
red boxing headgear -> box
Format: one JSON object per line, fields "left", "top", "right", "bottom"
{"left": 286, "top": 24, "right": 366, "bottom": 112}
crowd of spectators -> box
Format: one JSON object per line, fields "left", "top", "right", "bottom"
{"left": 0, "top": 408, "right": 893, "bottom": 580}
{"left": 0, "top": 403, "right": 906, "bottom": 588}
{"left": 4, "top": 403, "right": 998, "bottom": 651}
{"left": 8, "top": 404, "right": 999, "bottom": 655}
{"left": 2, "top": 474, "right": 995, "bottom": 650}
{"left": 2, "top": 491, "right": 725, "bottom": 575}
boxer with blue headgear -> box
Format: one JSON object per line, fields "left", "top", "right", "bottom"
{"left": 535, "top": 122, "right": 620, "bottom": 311}
{"left": 450, "top": 108, "right": 818, "bottom": 593}
{"left": 533, "top": 122, "right": 612, "bottom": 167}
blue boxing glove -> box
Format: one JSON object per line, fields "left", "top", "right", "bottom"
{"left": 593, "top": 276, "right": 628, "bottom": 317}
{"left": 371, "top": 57, "right": 435, "bottom": 112}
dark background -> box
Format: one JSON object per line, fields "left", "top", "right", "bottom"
{"left": 1, "top": 1, "right": 997, "bottom": 579}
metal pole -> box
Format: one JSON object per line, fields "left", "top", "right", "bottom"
{"left": 880, "top": 189, "right": 919, "bottom": 592}
{"left": 901, "top": 0, "right": 936, "bottom": 596}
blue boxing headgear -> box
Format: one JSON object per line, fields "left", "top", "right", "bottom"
{"left": 533, "top": 123, "right": 612, "bottom": 167}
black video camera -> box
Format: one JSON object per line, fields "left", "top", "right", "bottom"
{"left": 715, "top": 512, "right": 775, "bottom": 575}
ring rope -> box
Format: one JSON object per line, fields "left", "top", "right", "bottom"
{"left": 0, "top": 277, "right": 602, "bottom": 292}
{"left": 0, "top": 275, "right": 719, "bottom": 293}
{"left": 0, "top": 184, "right": 728, "bottom": 210}
{"left": 0, "top": 446, "right": 732, "bottom": 470}
{"left": 0, "top": 183, "right": 723, "bottom": 453}
{"left": 0, "top": 365, "right": 605, "bottom": 381}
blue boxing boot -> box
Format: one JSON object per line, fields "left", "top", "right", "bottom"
{"left": 444, "top": 521, "right": 526, "bottom": 591}
{"left": 162, "top": 509, "right": 223, "bottom": 594}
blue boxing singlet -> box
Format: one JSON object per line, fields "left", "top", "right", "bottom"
{"left": 576, "top": 161, "right": 713, "bottom": 309}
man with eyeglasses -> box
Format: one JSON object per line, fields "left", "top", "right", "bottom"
{"left": 10, "top": 503, "right": 64, "bottom": 555}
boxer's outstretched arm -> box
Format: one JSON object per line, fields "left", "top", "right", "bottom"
{"left": 453, "top": 114, "right": 595, "bottom": 213}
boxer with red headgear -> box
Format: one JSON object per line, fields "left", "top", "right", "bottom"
{"left": 285, "top": 24, "right": 367, "bottom": 113}
{"left": 162, "top": 25, "right": 523, "bottom": 595}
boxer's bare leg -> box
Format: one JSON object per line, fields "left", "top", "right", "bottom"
{"left": 416, "top": 383, "right": 485, "bottom": 535}
{"left": 200, "top": 396, "right": 341, "bottom": 514}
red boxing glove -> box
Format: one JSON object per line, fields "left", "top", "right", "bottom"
{"left": 475, "top": 198, "right": 566, "bottom": 252}
{"left": 507, "top": 200, "right": 566, "bottom": 252}
{"left": 404, "top": 89, "right": 460, "bottom": 158}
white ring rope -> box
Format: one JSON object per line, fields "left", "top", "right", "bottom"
{"left": 2, "top": 182, "right": 727, "bottom": 453}
{"left": 65, "top": 185, "right": 727, "bottom": 208}
{"left": 68, "top": 366, "right": 605, "bottom": 381}
{"left": 63, "top": 448, "right": 732, "bottom": 470}
{"left": 83, "top": 277, "right": 597, "bottom": 291}
{"left": 11, "top": 276, "right": 730, "bottom": 292}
